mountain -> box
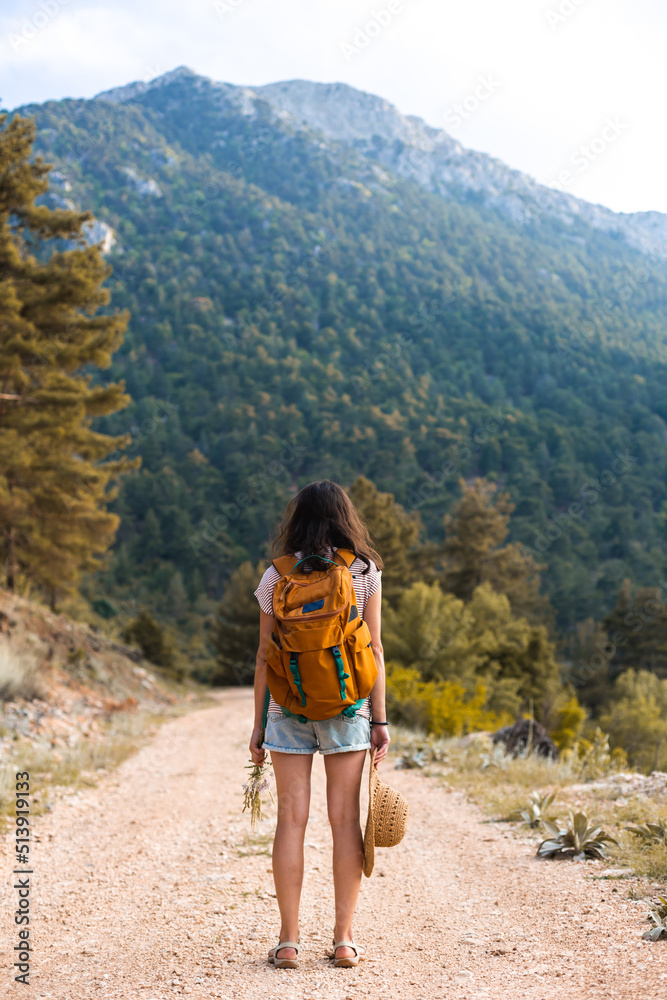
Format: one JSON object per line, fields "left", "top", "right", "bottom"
{"left": 96, "top": 67, "right": 667, "bottom": 261}
{"left": 11, "top": 67, "right": 667, "bottom": 641}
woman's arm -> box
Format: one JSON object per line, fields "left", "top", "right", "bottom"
{"left": 249, "top": 609, "right": 275, "bottom": 765}
{"left": 364, "top": 584, "right": 390, "bottom": 766}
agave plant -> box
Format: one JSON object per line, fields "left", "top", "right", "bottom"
{"left": 510, "top": 791, "right": 556, "bottom": 829}
{"left": 395, "top": 748, "right": 428, "bottom": 770}
{"left": 625, "top": 819, "right": 667, "bottom": 846}
{"left": 537, "top": 810, "right": 619, "bottom": 861}
{"left": 392, "top": 734, "right": 448, "bottom": 769}
{"left": 643, "top": 900, "right": 667, "bottom": 941}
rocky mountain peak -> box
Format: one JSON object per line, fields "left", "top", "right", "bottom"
{"left": 92, "top": 67, "right": 667, "bottom": 260}
{"left": 94, "top": 65, "right": 200, "bottom": 105}
{"left": 254, "top": 79, "right": 455, "bottom": 152}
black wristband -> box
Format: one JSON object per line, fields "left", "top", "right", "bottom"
{"left": 371, "top": 721, "right": 389, "bottom": 726}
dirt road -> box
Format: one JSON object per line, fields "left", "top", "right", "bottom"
{"left": 2, "top": 689, "right": 664, "bottom": 999}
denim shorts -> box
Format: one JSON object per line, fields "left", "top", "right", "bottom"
{"left": 263, "top": 710, "right": 371, "bottom": 755}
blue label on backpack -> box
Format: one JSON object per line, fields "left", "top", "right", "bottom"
{"left": 349, "top": 604, "right": 358, "bottom": 621}
{"left": 302, "top": 599, "right": 325, "bottom": 613}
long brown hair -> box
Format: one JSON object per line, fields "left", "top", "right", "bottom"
{"left": 272, "top": 479, "right": 383, "bottom": 574}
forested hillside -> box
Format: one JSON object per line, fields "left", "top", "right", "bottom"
{"left": 13, "top": 70, "right": 667, "bottom": 639}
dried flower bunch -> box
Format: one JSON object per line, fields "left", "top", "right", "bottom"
{"left": 242, "top": 760, "right": 275, "bottom": 830}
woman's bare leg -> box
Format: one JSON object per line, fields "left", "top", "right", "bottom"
{"left": 323, "top": 749, "right": 367, "bottom": 960}
{"left": 270, "top": 751, "right": 313, "bottom": 960}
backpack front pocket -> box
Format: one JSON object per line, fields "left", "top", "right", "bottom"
{"left": 345, "top": 621, "right": 378, "bottom": 698}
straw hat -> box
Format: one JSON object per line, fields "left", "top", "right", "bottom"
{"left": 362, "top": 747, "right": 409, "bottom": 877}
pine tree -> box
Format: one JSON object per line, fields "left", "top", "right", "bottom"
{"left": 134, "top": 508, "right": 163, "bottom": 565}
{"left": 603, "top": 578, "right": 667, "bottom": 682}
{"left": 166, "top": 570, "right": 188, "bottom": 620}
{"left": 440, "top": 478, "right": 550, "bottom": 625}
{"left": 211, "top": 560, "right": 264, "bottom": 685}
{"left": 347, "top": 475, "right": 425, "bottom": 604}
{"left": 0, "top": 112, "right": 137, "bottom": 607}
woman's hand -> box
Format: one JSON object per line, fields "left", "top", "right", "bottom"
{"left": 370, "top": 723, "right": 390, "bottom": 766}
{"left": 249, "top": 725, "right": 266, "bottom": 765}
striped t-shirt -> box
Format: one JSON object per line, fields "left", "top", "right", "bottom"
{"left": 253, "top": 547, "right": 381, "bottom": 718}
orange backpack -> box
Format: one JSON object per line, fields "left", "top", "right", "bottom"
{"left": 264, "top": 548, "right": 378, "bottom": 722}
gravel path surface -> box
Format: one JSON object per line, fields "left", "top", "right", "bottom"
{"left": 3, "top": 688, "right": 664, "bottom": 999}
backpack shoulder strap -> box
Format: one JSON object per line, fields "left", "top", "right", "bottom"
{"left": 271, "top": 554, "right": 296, "bottom": 577}
{"left": 273, "top": 550, "right": 356, "bottom": 574}
{"left": 333, "top": 547, "right": 356, "bottom": 568}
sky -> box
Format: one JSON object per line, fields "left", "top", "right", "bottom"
{"left": 0, "top": 0, "right": 664, "bottom": 216}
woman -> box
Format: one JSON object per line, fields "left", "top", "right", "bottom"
{"left": 249, "top": 479, "right": 391, "bottom": 969}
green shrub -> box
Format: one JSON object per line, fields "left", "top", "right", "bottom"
{"left": 599, "top": 670, "right": 667, "bottom": 773}
{"left": 382, "top": 580, "right": 561, "bottom": 719}
{"left": 561, "top": 727, "right": 628, "bottom": 780}
{"left": 549, "top": 695, "right": 586, "bottom": 750}
{"left": 122, "top": 609, "right": 174, "bottom": 668}
{"left": 385, "top": 662, "right": 512, "bottom": 737}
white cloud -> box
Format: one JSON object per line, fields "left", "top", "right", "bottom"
{"left": 0, "top": 0, "right": 664, "bottom": 213}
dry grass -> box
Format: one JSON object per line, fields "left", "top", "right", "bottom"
{"left": 619, "top": 838, "right": 667, "bottom": 881}
{"left": 390, "top": 725, "right": 576, "bottom": 814}
{"left": 0, "top": 696, "right": 213, "bottom": 833}
{"left": 389, "top": 724, "right": 667, "bottom": 881}
{"left": 0, "top": 710, "right": 155, "bottom": 830}
{"left": 0, "top": 641, "right": 45, "bottom": 702}
{"left": 235, "top": 830, "right": 274, "bottom": 857}
{"left": 0, "top": 764, "right": 13, "bottom": 824}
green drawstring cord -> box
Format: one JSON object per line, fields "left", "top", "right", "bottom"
{"left": 332, "top": 646, "right": 350, "bottom": 701}
{"left": 342, "top": 697, "right": 367, "bottom": 718}
{"left": 289, "top": 652, "right": 307, "bottom": 707}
